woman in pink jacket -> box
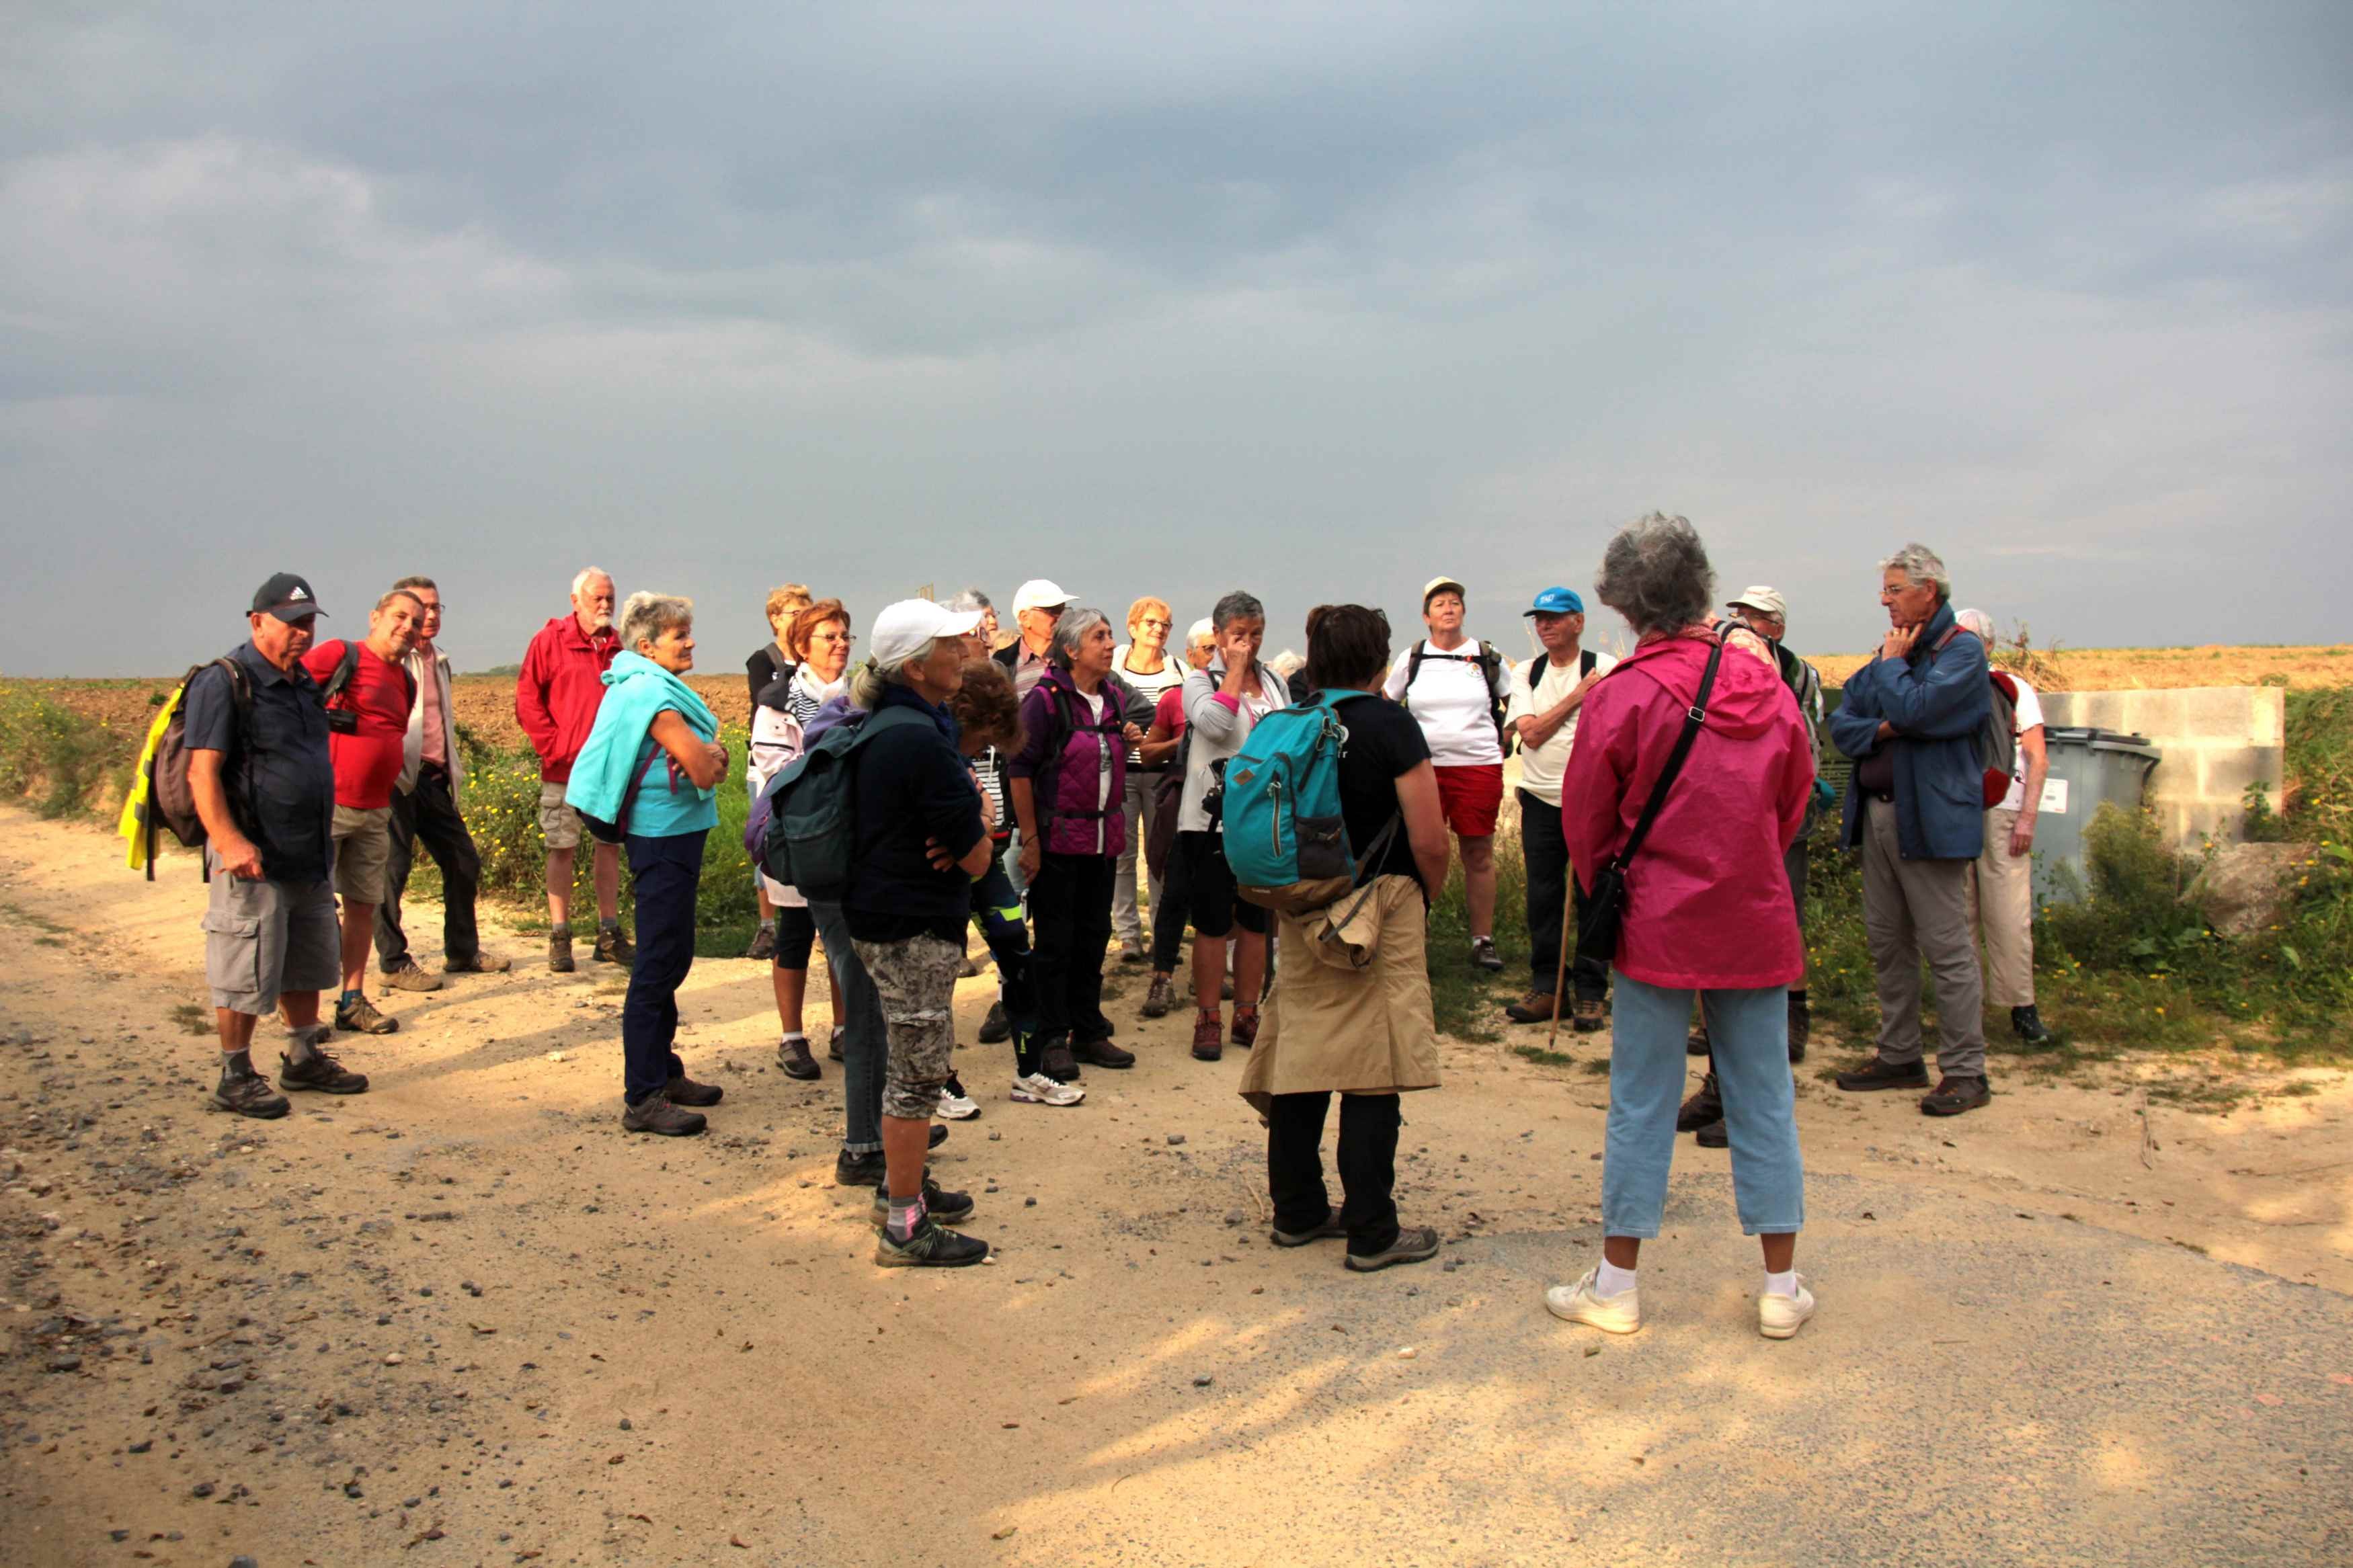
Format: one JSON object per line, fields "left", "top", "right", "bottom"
{"left": 1547, "top": 513, "right": 1819, "bottom": 1341}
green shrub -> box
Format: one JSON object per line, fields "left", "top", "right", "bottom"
{"left": 0, "top": 685, "right": 136, "bottom": 818}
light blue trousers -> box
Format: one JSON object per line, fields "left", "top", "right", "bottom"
{"left": 1602, "top": 973, "right": 1805, "bottom": 1238}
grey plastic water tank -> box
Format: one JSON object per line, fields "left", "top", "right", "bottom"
{"left": 2029, "top": 727, "right": 2161, "bottom": 905}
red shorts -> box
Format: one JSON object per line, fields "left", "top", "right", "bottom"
{"left": 1433, "top": 763, "right": 1505, "bottom": 837}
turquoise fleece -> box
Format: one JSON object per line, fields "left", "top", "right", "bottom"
{"left": 564, "top": 651, "right": 719, "bottom": 838}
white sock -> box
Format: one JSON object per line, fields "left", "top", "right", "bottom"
{"left": 781, "top": 1031, "right": 806, "bottom": 1044}
{"left": 1763, "top": 1269, "right": 1798, "bottom": 1298}
{"left": 1596, "top": 1260, "right": 1638, "bottom": 1297}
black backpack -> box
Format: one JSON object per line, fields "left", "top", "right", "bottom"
{"left": 143, "top": 657, "right": 254, "bottom": 882}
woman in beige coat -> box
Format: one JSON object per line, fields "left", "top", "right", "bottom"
{"left": 1240, "top": 605, "right": 1453, "bottom": 1272}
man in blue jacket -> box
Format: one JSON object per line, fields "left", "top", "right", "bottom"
{"left": 1829, "top": 544, "right": 1995, "bottom": 1116}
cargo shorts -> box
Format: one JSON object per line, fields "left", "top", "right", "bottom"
{"left": 850, "top": 932, "right": 961, "bottom": 1122}
{"left": 200, "top": 852, "right": 342, "bottom": 1016}
{"left": 538, "top": 781, "right": 586, "bottom": 852}
{"left": 331, "top": 804, "right": 393, "bottom": 905}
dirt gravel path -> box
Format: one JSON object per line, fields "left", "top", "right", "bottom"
{"left": 1, "top": 807, "right": 2348, "bottom": 1566}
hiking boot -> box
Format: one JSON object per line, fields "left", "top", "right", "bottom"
{"left": 928, "top": 1122, "right": 949, "bottom": 1149}
{"left": 1676, "top": 1073, "right": 1722, "bottom": 1132}
{"left": 547, "top": 927, "right": 575, "bottom": 974}
{"left": 1142, "top": 974, "right": 1176, "bottom": 1019}
{"left": 873, "top": 1215, "right": 990, "bottom": 1268}
{"left": 1572, "top": 997, "right": 1607, "bottom": 1034}
{"left": 1270, "top": 1206, "right": 1347, "bottom": 1247}
{"left": 869, "top": 1175, "right": 975, "bottom": 1231}
{"left": 1503, "top": 989, "right": 1557, "bottom": 1025}
{"left": 776, "top": 1036, "right": 820, "bottom": 1081}
{"left": 279, "top": 1046, "right": 369, "bottom": 1095}
{"left": 622, "top": 1094, "right": 705, "bottom": 1137}
{"left": 444, "top": 950, "right": 511, "bottom": 975}
{"left": 2011, "top": 1005, "right": 2051, "bottom": 1046}
{"left": 1191, "top": 1012, "right": 1224, "bottom": 1063}
{"left": 744, "top": 925, "right": 776, "bottom": 962}
{"left": 1118, "top": 940, "right": 1147, "bottom": 965}
{"left": 1759, "top": 1277, "right": 1817, "bottom": 1339}
{"left": 935, "top": 1073, "right": 981, "bottom": 1120}
{"left": 381, "top": 957, "right": 444, "bottom": 993}
{"left": 1544, "top": 1268, "right": 1640, "bottom": 1334}
{"left": 1010, "top": 1071, "right": 1086, "bottom": 1107}
{"left": 1040, "top": 1043, "right": 1082, "bottom": 1083}
{"left": 1072, "top": 1036, "right": 1135, "bottom": 1070}
{"left": 1694, "top": 1118, "right": 1728, "bottom": 1149}
{"left": 664, "top": 1073, "right": 723, "bottom": 1107}
{"left": 978, "top": 1003, "right": 1010, "bottom": 1045}
{"left": 834, "top": 1148, "right": 887, "bottom": 1187}
{"left": 1921, "top": 1075, "right": 1992, "bottom": 1116}
{"left": 1685, "top": 1024, "right": 1710, "bottom": 1057}
{"left": 1470, "top": 937, "right": 1503, "bottom": 973}
{"left": 1230, "top": 1009, "right": 1260, "bottom": 1050}
{"left": 1835, "top": 1055, "right": 1931, "bottom": 1092}
{"left": 1787, "top": 995, "right": 1810, "bottom": 1062}
{"left": 210, "top": 1071, "right": 290, "bottom": 1120}
{"left": 334, "top": 995, "right": 398, "bottom": 1035}
{"left": 955, "top": 951, "right": 982, "bottom": 979}
{"left": 1345, "top": 1225, "right": 1441, "bottom": 1273}
{"left": 827, "top": 1025, "right": 845, "bottom": 1062}
{"left": 594, "top": 926, "right": 635, "bottom": 967}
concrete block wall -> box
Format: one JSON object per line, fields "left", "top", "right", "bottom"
{"left": 2036, "top": 686, "right": 2284, "bottom": 850}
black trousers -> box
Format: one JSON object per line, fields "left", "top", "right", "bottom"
{"left": 1520, "top": 788, "right": 1605, "bottom": 1001}
{"left": 1029, "top": 852, "right": 1115, "bottom": 1047}
{"left": 374, "top": 765, "right": 482, "bottom": 971}
{"left": 1150, "top": 829, "right": 1193, "bottom": 973}
{"left": 1267, "top": 1091, "right": 1402, "bottom": 1257}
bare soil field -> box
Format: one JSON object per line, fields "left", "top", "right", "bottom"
{"left": 2, "top": 807, "right": 2349, "bottom": 1567}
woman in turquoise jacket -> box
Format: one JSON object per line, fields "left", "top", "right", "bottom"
{"left": 567, "top": 593, "right": 731, "bottom": 1137}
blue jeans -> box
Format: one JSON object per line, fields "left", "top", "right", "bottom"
{"left": 1603, "top": 973, "right": 1804, "bottom": 1238}
{"left": 810, "top": 900, "right": 887, "bottom": 1155}
{"left": 621, "top": 830, "right": 705, "bottom": 1104}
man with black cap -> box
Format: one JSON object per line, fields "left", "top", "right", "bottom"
{"left": 182, "top": 573, "right": 371, "bottom": 1119}
{"left": 1502, "top": 587, "right": 1616, "bottom": 1027}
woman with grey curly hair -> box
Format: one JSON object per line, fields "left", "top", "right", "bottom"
{"left": 1546, "top": 514, "right": 1821, "bottom": 1341}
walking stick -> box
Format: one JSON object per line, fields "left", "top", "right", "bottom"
{"left": 1546, "top": 877, "right": 1579, "bottom": 1048}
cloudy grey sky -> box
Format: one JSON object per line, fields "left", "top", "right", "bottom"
{"left": 3, "top": 2, "right": 2348, "bottom": 675}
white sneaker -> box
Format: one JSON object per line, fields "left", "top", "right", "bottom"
{"left": 934, "top": 1077, "right": 981, "bottom": 1120}
{"left": 1010, "top": 1071, "right": 1085, "bottom": 1107}
{"left": 1544, "top": 1268, "right": 1642, "bottom": 1334}
{"left": 1758, "top": 1276, "right": 1816, "bottom": 1339}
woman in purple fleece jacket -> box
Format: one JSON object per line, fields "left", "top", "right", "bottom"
{"left": 1010, "top": 608, "right": 1146, "bottom": 1077}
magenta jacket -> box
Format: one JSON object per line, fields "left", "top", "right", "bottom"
{"left": 1562, "top": 631, "right": 1814, "bottom": 990}
{"left": 1008, "top": 665, "right": 1129, "bottom": 858}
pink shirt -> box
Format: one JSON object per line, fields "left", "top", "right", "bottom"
{"left": 417, "top": 641, "right": 447, "bottom": 768}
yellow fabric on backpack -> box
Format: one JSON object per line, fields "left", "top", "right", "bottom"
{"left": 116, "top": 691, "right": 181, "bottom": 872}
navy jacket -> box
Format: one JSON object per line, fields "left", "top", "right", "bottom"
{"left": 844, "top": 684, "right": 986, "bottom": 930}
{"left": 1830, "top": 600, "right": 1989, "bottom": 861}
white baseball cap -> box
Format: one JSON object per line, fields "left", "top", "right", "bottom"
{"left": 1726, "top": 585, "right": 1788, "bottom": 620}
{"left": 1011, "top": 579, "right": 1075, "bottom": 615}
{"left": 869, "top": 599, "right": 984, "bottom": 670}
{"left": 1421, "top": 575, "right": 1466, "bottom": 607}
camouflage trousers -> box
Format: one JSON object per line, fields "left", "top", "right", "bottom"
{"left": 850, "top": 931, "right": 961, "bottom": 1120}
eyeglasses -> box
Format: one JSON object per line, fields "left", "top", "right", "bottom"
{"left": 810, "top": 630, "right": 856, "bottom": 646}
{"left": 1138, "top": 618, "right": 1173, "bottom": 630}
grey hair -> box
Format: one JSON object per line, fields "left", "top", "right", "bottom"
{"left": 847, "top": 641, "right": 942, "bottom": 710}
{"left": 1267, "top": 649, "right": 1306, "bottom": 679}
{"left": 1187, "top": 618, "right": 1214, "bottom": 643}
{"left": 617, "top": 591, "right": 692, "bottom": 653}
{"left": 1880, "top": 543, "right": 1951, "bottom": 602}
{"left": 1211, "top": 590, "right": 1264, "bottom": 631}
{"left": 1048, "top": 606, "right": 1111, "bottom": 667}
{"left": 1594, "top": 512, "right": 1716, "bottom": 638}
{"left": 945, "top": 588, "right": 992, "bottom": 614}
{"left": 1954, "top": 606, "right": 1995, "bottom": 641}
{"left": 571, "top": 565, "right": 613, "bottom": 600}
{"left": 373, "top": 587, "right": 426, "bottom": 614}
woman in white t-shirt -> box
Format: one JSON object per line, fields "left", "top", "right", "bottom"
{"left": 1955, "top": 608, "right": 2054, "bottom": 1046}
{"left": 1111, "top": 595, "right": 1186, "bottom": 964}
{"left": 1383, "top": 576, "right": 1511, "bottom": 972}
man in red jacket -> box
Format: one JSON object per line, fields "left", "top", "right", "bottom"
{"left": 515, "top": 567, "right": 629, "bottom": 973}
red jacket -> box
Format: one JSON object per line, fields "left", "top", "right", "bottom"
{"left": 515, "top": 614, "right": 620, "bottom": 782}
{"left": 1562, "top": 631, "right": 1814, "bottom": 991}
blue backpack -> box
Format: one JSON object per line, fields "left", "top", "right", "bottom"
{"left": 753, "top": 706, "right": 927, "bottom": 903}
{"left": 1222, "top": 690, "right": 1399, "bottom": 915}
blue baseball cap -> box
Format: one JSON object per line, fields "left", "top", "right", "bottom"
{"left": 1523, "top": 586, "right": 1583, "bottom": 616}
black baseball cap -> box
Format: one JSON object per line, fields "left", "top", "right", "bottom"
{"left": 251, "top": 572, "right": 328, "bottom": 622}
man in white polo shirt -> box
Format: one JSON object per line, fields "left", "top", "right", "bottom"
{"left": 1956, "top": 607, "right": 2054, "bottom": 1047}
{"left": 1502, "top": 587, "right": 1616, "bottom": 1026}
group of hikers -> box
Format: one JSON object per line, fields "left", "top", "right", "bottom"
{"left": 153, "top": 512, "right": 2054, "bottom": 1335}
